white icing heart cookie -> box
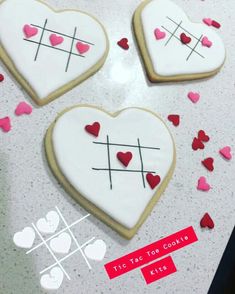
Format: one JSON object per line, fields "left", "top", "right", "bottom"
{"left": 45, "top": 106, "right": 175, "bottom": 239}
{"left": 133, "top": 0, "right": 226, "bottom": 82}
{"left": 0, "top": 0, "right": 109, "bottom": 105}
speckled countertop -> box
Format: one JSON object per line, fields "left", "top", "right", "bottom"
{"left": 0, "top": 0, "right": 235, "bottom": 293}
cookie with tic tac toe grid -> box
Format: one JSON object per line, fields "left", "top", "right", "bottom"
{"left": 133, "top": 0, "right": 226, "bottom": 82}
{"left": 0, "top": 0, "right": 109, "bottom": 106}
{"left": 45, "top": 105, "right": 176, "bottom": 239}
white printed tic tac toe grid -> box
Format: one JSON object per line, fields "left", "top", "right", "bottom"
{"left": 13, "top": 206, "right": 107, "bottom": 290}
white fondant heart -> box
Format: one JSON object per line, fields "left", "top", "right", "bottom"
{"left": 13, "top": 227, "right": 35, "bottom": 249}
{"left": 48, "top": 106, "right": 175, "bottom": 231}
{"left": 36, "top": 210, "right": 60, "bottom": 234}
{"left": 40, "top": 267, "right": 64, "bottom": 290}
{"left": 134, "top": 0, "right": 225, "bottom": 79}
{"left": 49, "top": 232, "right": 72, "bottom": 254}
{"left": 0, "top": 0, "right": 108, "bottom": 104}
{"left": 84, "top": 239, "right": 107, "bottom": 261}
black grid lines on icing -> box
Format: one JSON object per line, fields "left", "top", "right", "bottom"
{"left": 162, "top": 16, "right": 205, "bottom": 61}
{"left": 23, "top": 19, "right": 95, "bottom": 72}
{"left": 92, "top": 137, "right": 160, "bottom": 190}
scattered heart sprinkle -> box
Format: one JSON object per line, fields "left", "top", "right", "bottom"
{"left": 219, "top": 146, "right": 232, "bottom": 160}
{"left": 202, "top": 157, "right": 214, "bottom": 172}
{"left": 188, "top": 92, "right": 200, "bottom": 103}
{"left": 117, "top": 38, "right": 129, "bottom": 50}
{"left": 15, "top": 101, "right": 33, "bottom": 116}
{"left": 203, "top": 18, "right": 213, "bottom": 26}
{"left": 168, "top": 114, "right": 180, "bottom": 127}
{"left": 0, "top": 116, "right": 11, "bottom": 132}
{"left": 0, "top": 73, "right": 4, "bottom": 82}
{"left": 192, "top": 137, "right": 205, "bottom": 151}
{"left": 202, "top": 36, "right": 213, "bottom": 48}
{"left": 200, "top": 213, "right": 214, "bottom": 229}
{"left": 198, "top": 130, "right": 210, "bottom": 143}
{"left": 197, "top": 176, "right": 211, "bottom": 191}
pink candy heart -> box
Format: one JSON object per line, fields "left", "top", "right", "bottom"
{"left": 154, "top": 28, "right": 166, "bottom": 40}
{"left": 76, "top": 42, "right": 90, "bottom": 54}
{"left": 202, "top": 36, "right": 213, "bottom": 48}
{"left": 219, "top": 146, "right": 232, "bottom": 160}
{"left": 203, "top": 18, "right": 213, "bottom": 26}
{"left": 15, "top": 102, "right": 33, "bottom": 116}
{"left": 187, "top": 92, "right": 200, "bottom": 103}
{"left": 0, "top": 117, "right": 11, "bottom": 132}
{"left": 197, "top": 177, "right": 211, "bottom": 191}
{"left": 49, "top": 34, "right": 64, "bottom": 46}
{"left": 23, "top": 24, "right": 38, "bottom": 38}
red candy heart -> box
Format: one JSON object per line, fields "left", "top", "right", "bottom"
{"left": 15, "top": 102, "right": 33, "bottom": 116}
{"left": 0, "top": 74, "right": 4, "bottom": 82}
{"left": 117, "top": 38, "right": 129, "bottom": 50}
{"left": 168, "top": 114, "right": 180, "bottom": 127}
{"left": 202, "top": 157, "right": 214, "bottom": 172}
{"left": 200, "top": 213, "right": 214, "bottom": 229}
{"left": 198, "top": 130, "right": 210, "bottom": 142}
{"left": 117, "top": 152, "right": 133, "bottom": 167}
{"left": 0, "top": 117, "right": 11, "bottom": 132}
{"left": 146, "top": 173, "right": 161, "bottom": 189}
{"left": 85, "top": 122, "right": 100, "bottom": 137}
{"left": 192, "top": 137, "right": 205, "bottom": 151}
{"left": 180, "top": 33, "right": 191, "bottom": 44}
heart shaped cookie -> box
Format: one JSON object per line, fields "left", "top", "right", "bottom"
{"left": 45, "top": 106, "right": 175, "bottom": 239}
{"left": 133, "top": 0, "right": 225, "bottom": 82}
{"left": 0, "top": 0, "right": 109, "bottom": 105}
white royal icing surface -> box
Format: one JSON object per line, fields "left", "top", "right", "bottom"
{"left": 141, "top": 0, "right": 225, "bottom": 76}
{"left": 52, "top": 107, "right": 174, "bottom": 229}
{"left": 0, "top": 0, "right": 107, "bottom": 99}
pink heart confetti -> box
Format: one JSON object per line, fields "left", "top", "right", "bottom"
{"left": 0, "top": 117, "right": 11, "bottom": 132}
{"left": 23, "top": 24, "right": 38, "bottom": 39}
{"left": 219, "top": 146, "right": 232, "bottom": 160}
{"left": 188, "top": 92, "right": 200, "bottom": 103}
{"left": 202, "top": 36, "right": 213, "bottom": 48}
{"left": 197, "top": 176, "right": 211, "bottom": 191}
{"left": 15, "top": 102, "right": 33, "bottom": 116}
{"left": 154, "top": 28, "right": 166, "bottom": 40}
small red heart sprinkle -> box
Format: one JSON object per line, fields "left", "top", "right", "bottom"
{"left": 117, "top": 38, "right": 129, "bottom": 50}
{"left": 146, "top": 173, "right": 161, "bottom": 189}
{"left": 202, "top": 157, "right": 214, "bottom": 172}
{"left": 192, "top": 137, "right": 205, "bottom": 151}
{"left": 198, "top": 130, "right": 210, "bottom": 142}
{"left": 15, "top": 102, "right": 33, "bottom": 116}
{"left": 212, "top": 20, "right": 221, "bottom": 29}
{"left": 168, "top": 114, "right": 180, "bottom": 127}
{"left": 219, "top": 146, "right": 232, "bottom": 160}
{"left": 200, "top": 213, "right": 214, "bottom": 229}
{"left": 180, "top": 33, "right": 191, "bottom": 44}
{"left": 85, "top": 122, "right": 100, "bottom": 137}
{"left": 0, "top": 74, "right": 4, "bottom": 82}
{"left": 117, "top": 152, "right": 133, "bottom": 167}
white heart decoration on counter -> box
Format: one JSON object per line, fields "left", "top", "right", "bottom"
{"left": 49, "top": 232, "right": 72, "bottom": 254}
{"left": 0, "top": 0, "right": 108, "bottom": 105}
{"left": 13, "top": 227, "right": 35, "bottom": 249}
{"left": 36, "top": 210, "right": 60, "bottom": 234}
{"left": 84, "top": 239, "right": 107, "bottom": 261}
{"left": 134, "top": 0, "right": 225, "bottom": 81}
{"left": 40, "top": 267, "right": 64, "bottom": 290}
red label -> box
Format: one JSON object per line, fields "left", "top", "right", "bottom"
{"left": 105, "top": 226, "right": 197, "bottom": 279}
{"left": 141, "top": 256, "right": 177, "bottom": 284}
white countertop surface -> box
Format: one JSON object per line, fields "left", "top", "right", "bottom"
{"left": 0, "top": 0, "right": 234, "bottom": 293}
